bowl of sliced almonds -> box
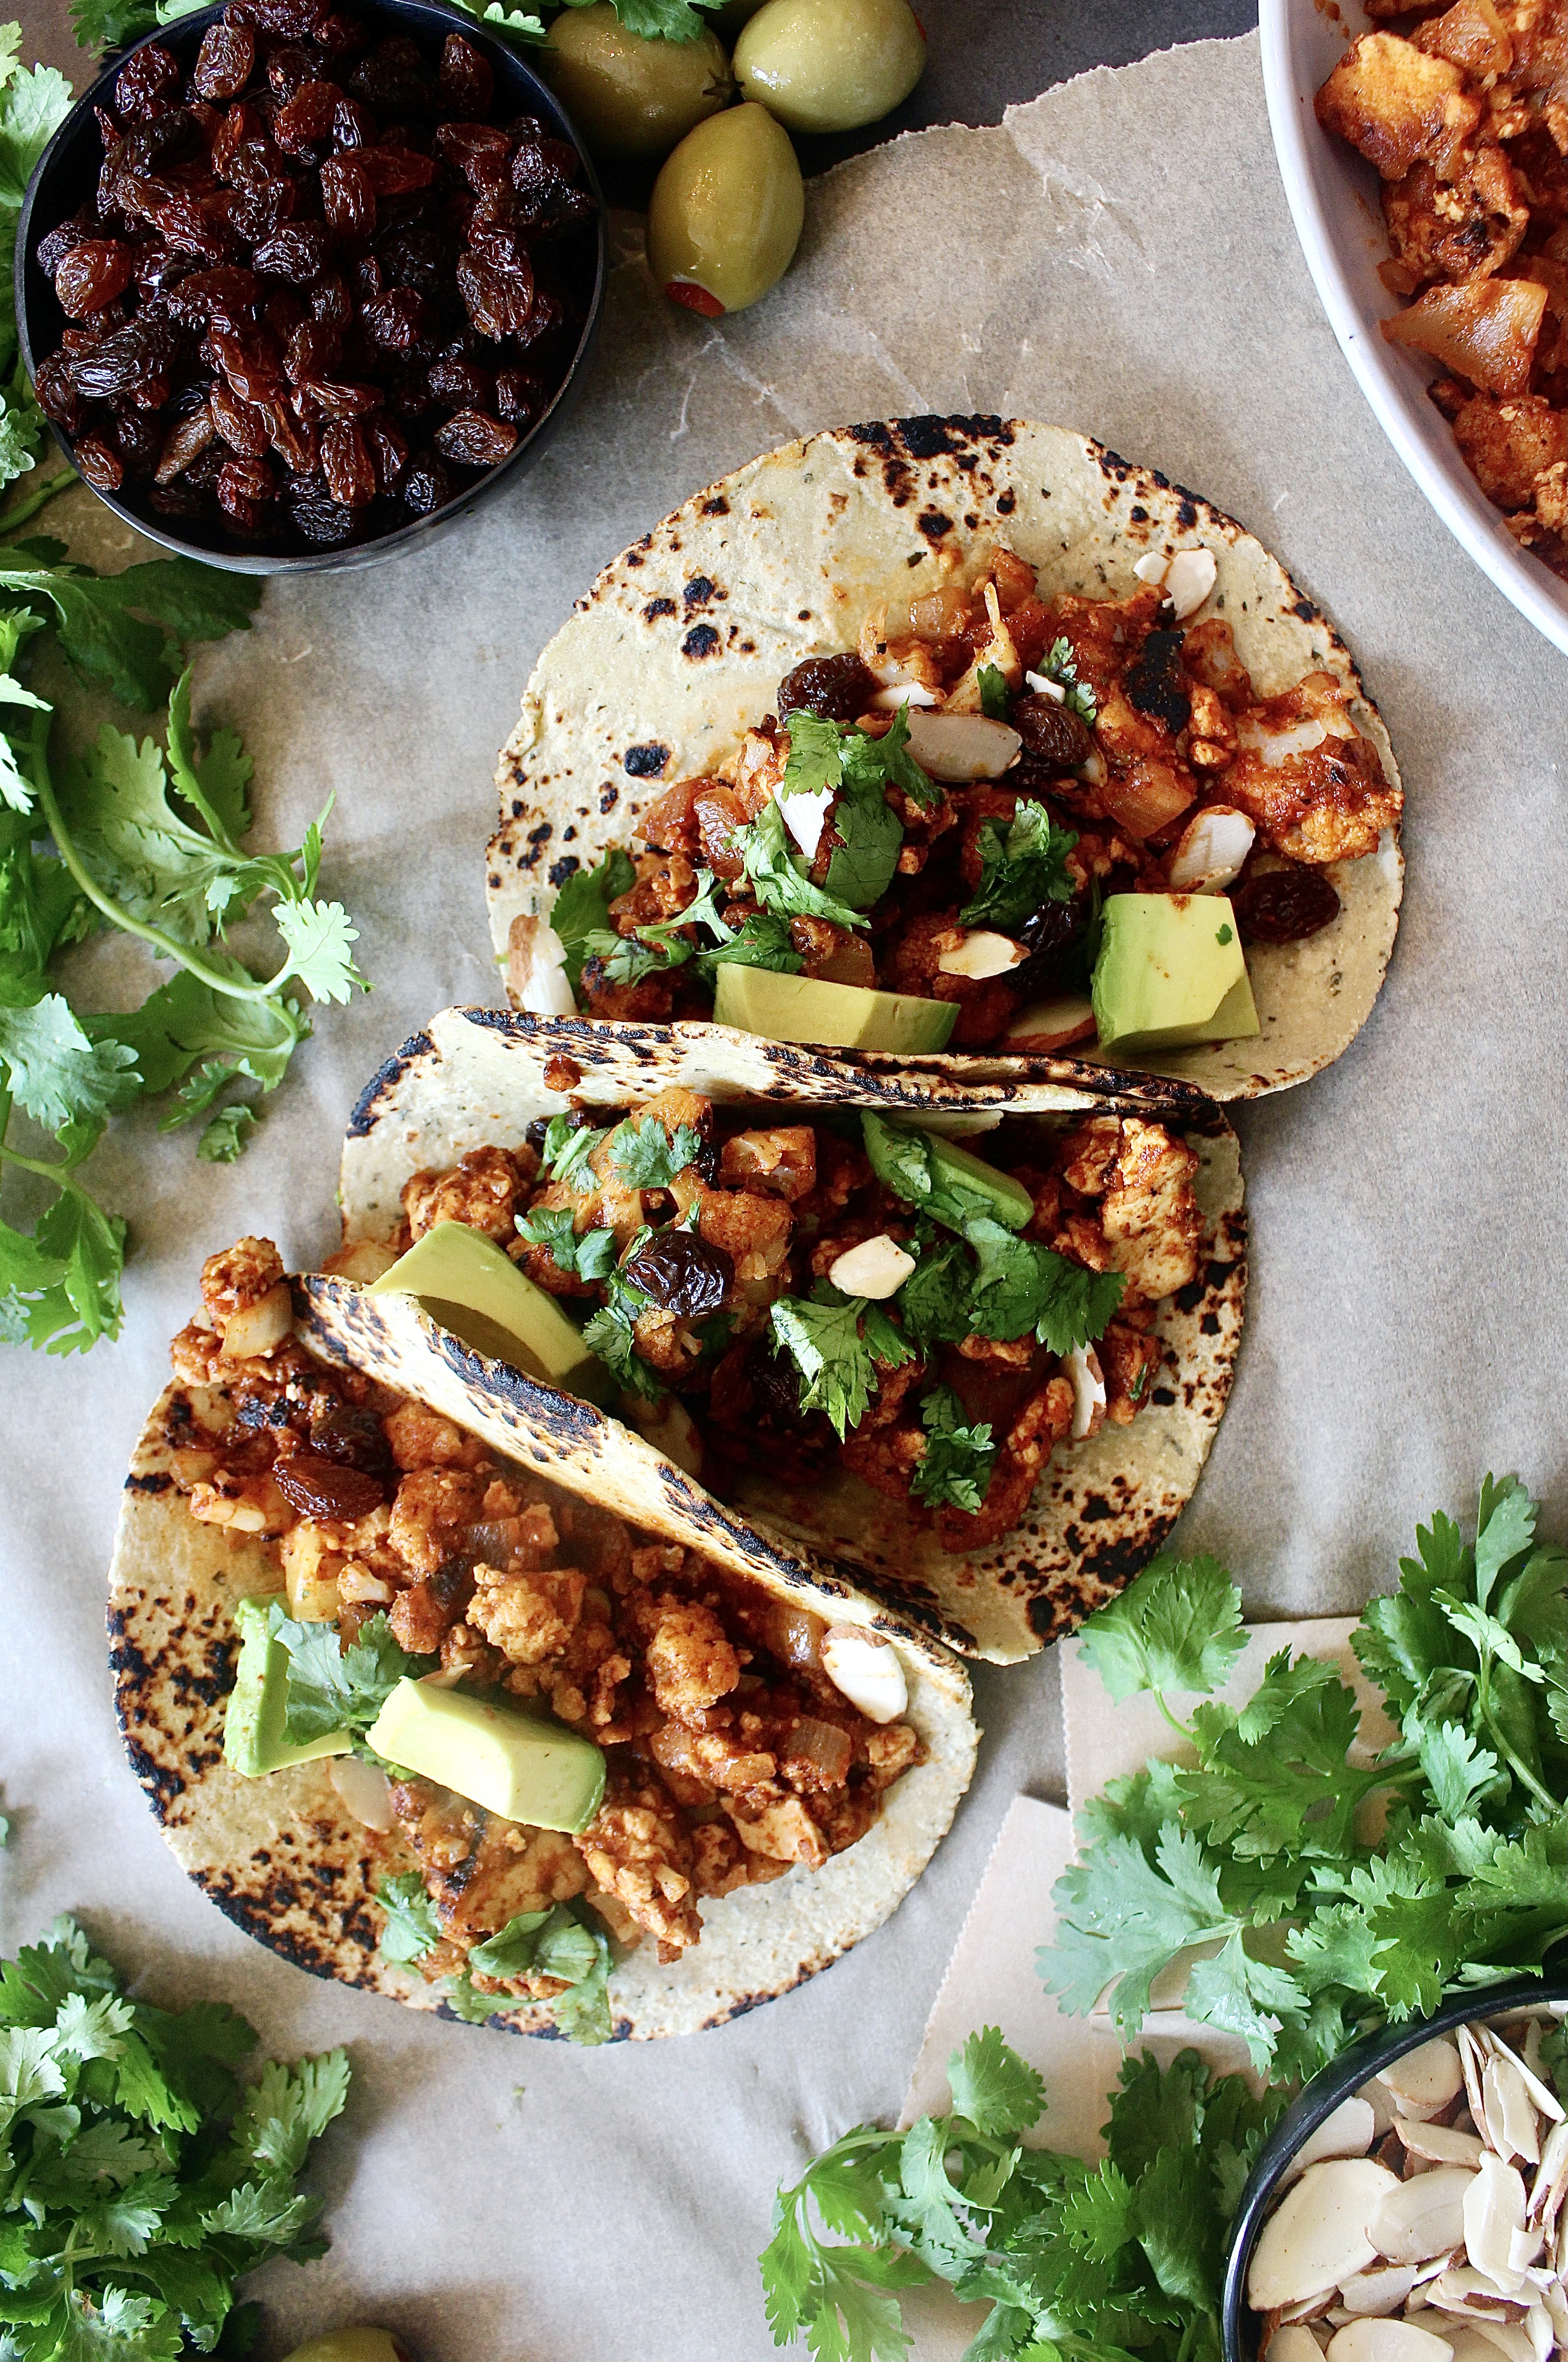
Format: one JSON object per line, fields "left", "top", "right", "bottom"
{"left": 1224, "top": 1981, "right": 1568, "bottom": 2362}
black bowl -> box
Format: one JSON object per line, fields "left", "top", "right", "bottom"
{"left": 14, "top": 0, "right": 607, "bottom": 573}
{"left": 1222, "top": 1975, "right": 1568, "bottom": 2362}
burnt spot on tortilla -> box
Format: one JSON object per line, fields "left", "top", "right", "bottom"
{"left": 346, "top": 1030, "right": 434, "bottom": 1138}
{"left": 124, "top": 1470, "right": 174, "bottom": 1495}
{"left": 917, "top": 509, "right": 952, "bottom": 543}
{"left": 548, "top": 855, "right": 581, "bottom": 888}
{"left": 1176, "top": 494, "right": 1200, "bottom": 531}
{"left": 996, "top": 488, "right": 1016, "bottom": 514}
{"left": 895, "top": 414, "right": 1010, "bottom": 460}
{"left": 1292, "top": 595, "right": 1319, "bottom": 623}
{"left": 1151, "top": 1386, "right": 1177, "bottom": 1407}
{"left": 683, "top": 574, "right": 717, "bottom": 609}
{"left": 848, "top": 420, "right": 893, "bottom": 448}
{"left": 700, "top": 494, "right": 729, "bottom": 516}
{"left": 642, "top": 596, "right": 676, "bottom": 622}
{"left": 528, "top": 821, "right": 552, "bottom": 847}
{"left": 681, "top": 623, "right": 720, "bottom": 660}
{"left": 1130, "top": 505, "right": 1148, "bottom": 524}
{"left": 1126, "top": 630, "right": 1191, "bottom": 734}
{"left": 624, "top": 742, "right": 669, "bottom": 778}
{"left": 601, "top": 786, "right": 620, "bottom": 812}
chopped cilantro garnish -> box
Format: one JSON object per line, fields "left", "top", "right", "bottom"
{"left": 696, "top": 912, "right": 803, "bottom": 974}
{"left": 268, "top": 1608, "right": 435, "bottom": 1748}
{"left": 738, "top": 797, "right": 866, "bottom": 933}
{"left": 579, "top": 1242, "right": 666, "bottom": 1402}
{"left": 964, "top": 1216, "right": 1125, "bottom": 1354}
{"left": 606, "top": 1114, "right": 703, "bottom": 1188}
{"left": 516, "top": 1206, "right": 619, "bottom": 1282}
{"left": 539, "top": 1114, "right": 608, "bottom": 1190}
{"left": 976, "top": 662, "right": 1012, "bottom": 720}
{"left": 1217, "top": 923, "right": 1234, "bottom": 945}
{"left": 373, "top": 1885, "right": 613, "bottom": 2046}
{"left": 768, "top": 1284, "right": 915, "bottom": 1441}
{"left": 958, "top": 799, "right": 1078, "bottom": 934}
{"left": 910, "top": 1385, "right": 996, "bottom": 1513}
{"left": 894, "top": 1235, "right": 975, "bottom": 1348}
{"left": 549, "top": 848, "right": 636, "bottom": 991}
{"left": 1039, "top": 633, "right": 1098, "bottom": 724}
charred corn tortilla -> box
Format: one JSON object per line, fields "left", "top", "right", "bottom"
{"left": 108, "top": 1376, "right": 976, "bottom": 2042}
{"left": 487, "top": 417, "right": 1402, "bottom": 1101}
{"left": 329, "top": 1008, "right": 1247, "bottom": 1664}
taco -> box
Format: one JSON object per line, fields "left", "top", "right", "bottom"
{"left": 487, "top": 419, "right": 1403, "bottom": 1101}
{"left": 319, "top": 1007, "right": 1246, "bottom": 1663}
{"left": 108, "top": 1239, "right": 976, "bottom": 2044}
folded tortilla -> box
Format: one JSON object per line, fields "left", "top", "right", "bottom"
{"left": 486, "top": 417, "right": 1402, "bottom": 1101}
{"left": 327, "top": 1006, "right": 1247, "bottom": 1664}
{"left": 107, "top": 1373, "right": 976, "bottom": 2042}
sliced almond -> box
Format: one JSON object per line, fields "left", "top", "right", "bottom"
{"left": 1273, "top": 2331, "right": 1334, "bottom": 2362}
{"left": 328, "top": 1753, "right": 394, "bottom": 1833}
{"left": 1527, "top": 2121, "right": 1568, "bottom": 2229}
{"left": 1427, "top": 2269, "right": 1531, "bottom": 2321}
{"left": 826, "top": 1234, "right": 916, "bottom": 1301}
{"left": 1460, "top": 2029, "right": 1491, "bottom": 2137}
{"left": 1284, "top": 2294, "right": 1342, "bottom": 2324}
{"left": 1446, "top": 2332, "right": 1526, "bottom": 2362}
{"left": 1464, "top": 2320, "right": 1536, "bottom": 2362}
{"left": 936, "top": 929, "right": 1026, "bottom": 980}
{"left": 1402, "top": 2125, "right": 1489, "bottom": 2170}
{"left": 1284, "top": 2099, "right": 1380, "bottom": 2182}
{"left": 902, "top": 708, "right": 1021, "bottom": 783}
{"left": 1369, "top": 2170, "right": 1480, "bottom": 2266}
{"left": 1362, "top": 2081, "right": 1401, "bottom": 2141}
{"left": 1483, "top": 2029, "right": 1566, "bottom": 2129}
{"left": 1521, "top": 2303, "right": 1552, "bottom": 2362}
{"left": 1165, "top": 802, "right": 1255, "bottom": 893}
{"left": 1483, "top": 2056, "right": 1543, "bottom": 2169}
{"left": 1065, "top": 1342, "right": 1106, "bottom": 1441}
{"left": 1506, "top": 2228, "right": 1545, "bottom": 2276}
{"left": 1339, "top": 2266, "right": 1419, "bottom": 2318}
{"left": 819, "top": 1627, "right": 908, "bottom": 1726}
{"left": 1324, "top": 2318, "right": 1455, "bottom": 2362}
{"left": 1386, "top": 2042, "right": 1467, "bottom": 2123}
{"left": 1167, "top": 545, "right": 1219, "bottom": 619}
{"left": 1465, "top": 2154, "right": 1530, "bottom": 2293}
{"left": 1250, "top": 2161, "right": 1402, "bottom": 2310}
{"left": 1538, "top": 2280, "right": 1568, "bottom": 2347}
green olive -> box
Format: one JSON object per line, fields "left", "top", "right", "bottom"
{"left": 281, "top": 2334, "right": 410, "bottom": 2362}
{"left": 734, "top": 0, "right": 926, "bottom": 134}
{"left": 647, "top": 101, "right": 804, "bottom": 316}
{"left": 711, "top": 0, "right": 768, "bottom": 33}
{"left": 542, "top": 3, "right": 732, "bottom": 164}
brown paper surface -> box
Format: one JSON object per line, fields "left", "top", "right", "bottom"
{"left": 7, "top": 32, "right": 1567, "bottom": 2361}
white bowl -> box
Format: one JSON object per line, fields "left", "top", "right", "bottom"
{"left": 1260, "top": 0, "right": 1568, "bottom": 655}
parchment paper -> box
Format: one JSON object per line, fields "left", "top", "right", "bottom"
{"left": 5, "top": 31, "right": 1567, "bottom": 2362}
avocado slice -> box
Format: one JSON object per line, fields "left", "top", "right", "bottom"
{"left": 713, "top": 965, "right": 959, "bottom": 1051}
{"left": 367, "top": 1222, "right": 606, "bottom": 1401}
{"left": 224, "top": 1596, "right": 351, "bottom": 1778}
{"left": 1090, "top": 892, "right": 1261, "bottom": 1053}
{"left": 922, "top": 1132, "right": 1035, "bottom": 1230}
{"left": 365, "top": 1680, "right": 606, "bottom": 1834}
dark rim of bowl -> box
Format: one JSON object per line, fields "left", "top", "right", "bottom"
{"left": 1221, "top": 1972, "right": 1568, "bottom": 2362}
{"left": 13, "top": 0, "right": 607, "bottom": 574}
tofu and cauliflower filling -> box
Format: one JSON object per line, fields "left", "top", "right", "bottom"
{"left": 168, "top": 1238, "right": 924, "bottom": 2039}
{"left": 511, "top": 539, "right": 1399, "bottom": 1048}
{"left": 388, "top": 1085, "right": 1207, "bottom": 1554}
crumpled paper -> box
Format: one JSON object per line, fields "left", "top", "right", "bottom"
{"left": 6, "top": 32, "right": 1566, "bottom": 2361}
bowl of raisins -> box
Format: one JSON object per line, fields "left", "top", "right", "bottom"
{"left": 15, "top": 0, "right": 607, "bottom": 569}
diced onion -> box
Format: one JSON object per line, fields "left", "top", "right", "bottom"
{"left": 220, "top": 1280, "right": 294, "bottom": 1362}
{"left": 768, "top": 1601, "right": 827, "bottom": 1672}
{"left": 1165, "top": 805, "right": 1255, "bottom": 893}
{"left": 330, "top": 1754, "right": 395, "bottom": 1833}
{"left": 788, "top": 1717, "right": 854, "bottom": 1782}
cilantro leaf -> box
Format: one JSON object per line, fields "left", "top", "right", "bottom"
{"left": 581, "top": 1281, "right": 666, "bottom": 1403}
{"left": 606, "top": 1114, "right": 703, "bottom": 1188}
{"left": 539, "top": 1113, "right": 608, "bottom": 1189}
{"left": 909, "top": 1386, "right": 995, "bottom": 1514}
{"left": 0, "top": 996, "right": 140, "bottom": 1129}
{"left": 269, "top": 1608, "right": 436, "bottom": 1746}
{"left": 550, "top": 848, "right": 636, "bottom": 992}
{"left": 516, "top": 1206, "right": 618, "bottom": 1283}
{"left": 965, "top": 1216, "right": 1124, "bottom": 1353}
{"left": 1037, "top": 635, "right": 1098, "bottom": 725}
{"left": 976, "top": 665, "right": 1011, "bottom": 721}
{"left": 571, "top": 0, "right": 722, "bottom": 37}
{"left": 893, "top": 1238, "right": 973, "bottom": 1349}
{"left": 958, "top": 800, "right": 1077, "bottom": 934}
{"left": 739, "top": 797, "right": 867, "bottom": 932}
{"left": 697, "top": 911, "right": 802, "bottom": 974}
{"left": 1039, "top": 1823, "right": 1238, "bottom": 2037}
{"left": 374, "top": 1874, "right": 441, "bottom": 1968}
{"left": 440, "top": 0, "right": 549, "bottom": 41}
{"left": 769, "top": 1286, "right": 916, "bottom": 1442}
{"left": 1078, "top": 1553, "right": 1247, "bottom": 1705}
{"left": 270, "top": 898, "right": 366, "bottom": 1005}
{"left": 945, "top": 2027, "right": 1045, "bottom": 2137}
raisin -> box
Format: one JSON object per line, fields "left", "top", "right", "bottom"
{"left": 258, "top": 396, "right": 317, "bottom": 474}
{"left": 510, "top": 288, "right": 561, "bottom": 351}
{"left": 320, "top": 153, "right": 374, "bottom": 239}
{"left": 331, "top": 92, "right": 375, "bottom": 148}
{"left": 435, "top": 122, "right": 510, "bottom": 192}
{"left": 74, "top": 436, "right": 125, "bottom": 492}
{"left": 217, "top": 453, "right": 276, "bottom": 521}
{"left": 266, "top": 40, "right": 326, "bottom": 98}
{"left": 456, "top": 250, "right": 532, "bottom": 339}
{"left": 777, "top": 654, "right": 877, "bottom": 722}
{"left": 311, "top": 272, "right": 353, "bottom": 329}
{"left": 511, "top": 134, "right": 580, "bottom": 197}
{"left": 300, "top": 373, "right": 379, "bottom": 416}
{"left": 748, "top": 1339, "right": 810, "bottom": 1428}
{"left": 307, "top": 1395, "right": 390, "bottom": 1471}
{"left": 165, "top": 266, "right": 260, "bottom": 330}
{"left": 262, "top": 284, "right": 308, "bottom": 344}
{"left": 115, "top": 42, "right": 181, "bottom": 119}
{"left": 54, "top": 240, "right": 136, "bottom": 320}
{"left": 358, "top": 146, "right": 437, "bottom": 196}
{"left": 253, "top": 221, "right": 333, "bottom": 282}
{"left": 37, "top": 217, "right": 93, "bottom": 277}
{"left": 108, "top": 406, "right": 163, "bottom": 475}
{"left": 285, "top": 317, "right": 339, "bottom": 379}
{"left": 433, "top": 407, "right": 516, "bottom": 467}
{"left": 212, "top": 107, "right": 267, "bottom": 179}
{"left": 1231, "top": 865, "right": 1342, "bottom": 945}
{"left": 149, "top": 478, "right": 211, "bottom": 520}
{"left": 193, "top": 21, "right": 255, "bottom": 100}
{"left": 132, "top": 245, "right": 193, "bottom": 303}
{"left": 348, "top": 38, "right": 429, "bottom": 120}
{"left": 438, "top": 34, "right": 493, "bottom": 119}
{"left": 274, "top": 80, "right": 341, "bottom": 159}
{"left": 1012, "top": 692, "right": 1094, "bottom": 769}
{"left": 622, "top": 1229, "right": 732, "bottom": 1319}
{"left": 315, "top": 11, "right": 372, "bottom": 55}
{"left": 365, "top": 410, "right": 408, "bottom": 490}
{"left": 401, "top": 452, "right": 453, "bottom": 515}
{"left": 250, "top": 0, "right": 330, "bottom": 34}
{"left": 286, "top": 472, "right": 358, "bottom": 543}
{"left": 355, "top": 287, "right": 422, "bottom": 350}
{"left": 374, "top": 220, "right": 447, "bottom": 297}
{"left": 151, "top": 187, "right": 241, "bottom": 266}
{"left": 427, "top": 351, "right": 490, "bottom": 408}
{"left": 211, "top": 377, "right": 270, "bottom": 454}
{"left": 210, "top": 326, "right": 286, "bottom": 402}
{"left": 155, "top": 402, "right": 216, "bottom": 484}
{"left": 320, "top": 415, "right": 375, "bottom": 505}
{"left": 466, "top": 187, "right": 532, "bottom": 274}
{"left": 494, "top": 366, "right": 542, "bottom": 425}
{"left": 68, "top": 317, "right": 181, "bottom": 403}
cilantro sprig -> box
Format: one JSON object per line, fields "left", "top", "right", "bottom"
{"left": 0, "top": 1914, "right": 350, "bottom": 2361}
{"left": 1036, "top": 634, "right": 1098, "bottom": 725}
{"left": 768, "top": 1285, "right": 915, "bottom": 1442}
{"left": 373, "top": 1882, "right": 613, "bottom": 2046}
{"left": 0, "top": 37, "right": 71, "bottom": 505}
{"left": 268, "top": 1608, "right": 435, "bottom": 1750}
{"left": 959, "top": 800, "right": 1078, "bottom": 935}
{"left": 0, "top": 521, "right": 365, "bottom": 1352}
{"left": 762, "top": 2027, "right": 1274, "bottom": 2362}
{"left": 1041, "top": 1480, "right": 1568, "bottom": 2078}
{"left": 910, "top": 1385, "right": 996, "bottom": 1513}
{"left": 777, "top": 706, "right": 937, "bottom": 915}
